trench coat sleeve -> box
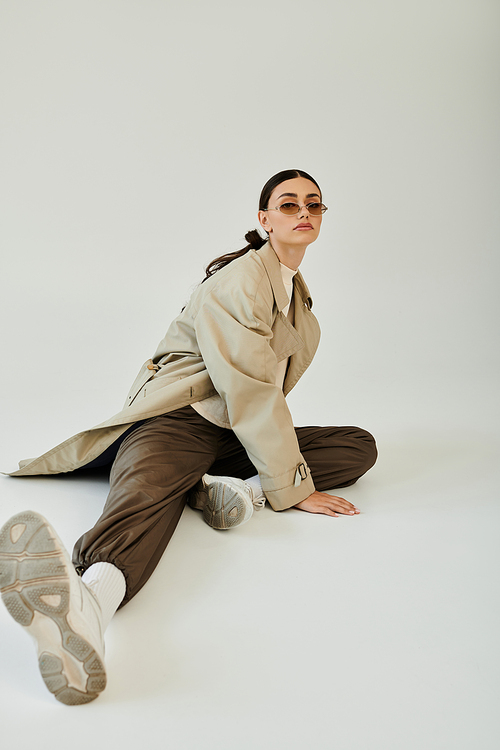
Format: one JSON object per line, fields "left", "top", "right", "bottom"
{"left": 193, "top": 274, "right": 315, "bottom": 511}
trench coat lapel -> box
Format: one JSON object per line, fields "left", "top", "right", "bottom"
{"left": 259, "top": 242, "right": 304, "bottom": 363}
{"left": 258, "top": 242, "right": 290, "bottom": 312}
{"left": 258, "top": 242, "right": 320, "bottom": 393}
{"left": 283, "top": 277, "right": 320, "bottom": 395}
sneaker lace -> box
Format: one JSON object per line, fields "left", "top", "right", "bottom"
{"left": 252, "top": 496, "right": 266, "bottom": 511}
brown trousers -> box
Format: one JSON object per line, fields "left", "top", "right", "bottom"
{"left": 72, "top": 406, "right": 377, "bottom": 606}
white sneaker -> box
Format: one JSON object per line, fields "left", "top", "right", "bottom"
{"left": 0, "top": 511, "right": 106, "bottom": 705}
{"left": 188, "top": 474, "right": 263, "bottom": 530}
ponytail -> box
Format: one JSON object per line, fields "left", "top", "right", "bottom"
{"left": 202, "top": 229, "right": 267, "bottom": 282}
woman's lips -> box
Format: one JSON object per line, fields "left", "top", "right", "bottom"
{"left": 294, "top": 223, "right": 313, "bottom": 230}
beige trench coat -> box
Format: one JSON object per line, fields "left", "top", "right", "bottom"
{"left": 7, "top": 242, "right": 321, "bottom": 511}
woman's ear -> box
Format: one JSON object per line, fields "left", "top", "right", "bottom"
{"left": 258, "top": 210, "right": 272, "bottom": 233}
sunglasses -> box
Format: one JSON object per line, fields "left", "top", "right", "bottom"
{"left": 264, "top": 202, "right": 328, "bottom": 216}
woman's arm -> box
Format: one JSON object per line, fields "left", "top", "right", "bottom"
{"left": 193, "top": 272, "right": 315, "bottom": 511}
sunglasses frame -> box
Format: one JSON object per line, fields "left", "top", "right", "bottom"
{"left": 263, "top": 202, "right": 328, "bottom": 216}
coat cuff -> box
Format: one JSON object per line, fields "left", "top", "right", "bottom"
{"left": 261, "top": 463, "right": 315, "bottom": 511}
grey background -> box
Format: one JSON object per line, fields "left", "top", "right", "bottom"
{"left": 1, "top": 1, "right": 499, "bottom": 748}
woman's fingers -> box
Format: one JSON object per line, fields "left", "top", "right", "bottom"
{"left": 294, "top": 491, "right": 361, "bottom": 517}
{"left": 328, "top": 493, "right": 360, "bottom": 514}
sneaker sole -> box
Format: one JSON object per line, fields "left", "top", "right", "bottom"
{"left": 0, "top": 511, "right": 106, "bottom": 705}
{"left": 202, "top": 479, "right": 251, "bottom": 529}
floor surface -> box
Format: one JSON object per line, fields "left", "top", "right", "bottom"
{"left": 1, "top": 415, "right": 499, "bottom": 750}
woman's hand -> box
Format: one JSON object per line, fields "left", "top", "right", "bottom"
{"left": 294, "top": 491, "right": 360, "bottom": 517}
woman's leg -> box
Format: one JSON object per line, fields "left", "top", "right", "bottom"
{"left": 73, "top": 417, "right": 376, "bottom": 603}
{"left": 72, "top": 407, "right": 225, "bottom": 605}
{"left": 0, "top": 407, "right": 227, "bottom": 705}
{"left": 294, "top": 425, "right": 377, "bottom": 490}
{"left": 210, "top": 424, "right": 377, "bottom": 491}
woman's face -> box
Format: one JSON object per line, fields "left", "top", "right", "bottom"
{"left": 258, "top": 177, "right": 323, "bottom": 249}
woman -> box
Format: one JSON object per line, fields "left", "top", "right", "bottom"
{"left": 0, "top": 169, "right": 377, "bottom": 705}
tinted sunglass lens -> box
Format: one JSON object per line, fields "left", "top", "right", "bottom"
{"left": 280, "top": 203, "right": 299, "bottom": 215}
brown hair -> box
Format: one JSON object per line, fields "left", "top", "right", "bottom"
{"left": 202, "top": 169, "right": 321, "bottom": 282}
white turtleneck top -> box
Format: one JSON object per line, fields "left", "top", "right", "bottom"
{"left": 191, "top": 261, "right": 297, "bottom": 429}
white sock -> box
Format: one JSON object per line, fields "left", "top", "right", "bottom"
{"left": 245, "top": 474, "right": 266, "bottom": 505}
{"left": 82, "top": 562, "right": 126, "bottom": 631}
